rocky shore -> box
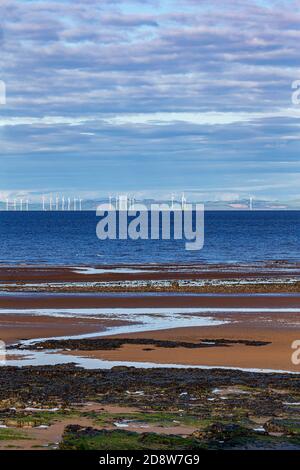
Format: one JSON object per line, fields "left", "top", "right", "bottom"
{"left": 0, "top": 365, "right": 299, "bottom": 450}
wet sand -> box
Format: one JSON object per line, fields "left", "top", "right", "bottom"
{"left": 1, "top": 263, "right": 300, "bottom": 283}
{"left": 0, "top": 292, "right": 299, "bottom": 371}
{"left": 0, "top": 314, "right": 128, "bottom": 345}
{"left": 0, "top": 265, "right": 299, "bottom": 372}
{"left": 2, "top": 293, "right": 300, "bottom": 309}
{"left": 72, "top": 321, "right": 300, "bottom": 372}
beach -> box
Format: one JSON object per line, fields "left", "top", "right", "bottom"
{"left": 65, "top": 323, "right": 299, "bottom": 372}
{"left": 0, "top": 263, "right": 299, "bottom": 450}
{"left": 1, "top": 264, "right": 300, "bottom": 372}
{"left": 1, "top": 307, "right": 299, "bottom": 372}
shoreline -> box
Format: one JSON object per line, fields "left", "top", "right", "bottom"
{"left": 0, "top": 264, "right": 299, "bottom": 450}
{"left": 2, "top": 264, "right": 300, "bottom": 297}
{"left": 0, "top": 305, "right": 299, "bottom": 372}
{"left": 0, "top": 264, "right": 299, "bottom": 373}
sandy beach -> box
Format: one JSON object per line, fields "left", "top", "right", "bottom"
{"left": 0, "top": 264, "right": 299, "bottom": 451}
{"left": 1, "top": 309, "right": 299, "bottom": 371}
{"left": 1, "top": 263, "right": 300, "bottom": 283}
{"left": 0, "top": 264, "right": 298, "bottom": 371}
{"left": 77, "top": 323, "right": 299, "bottom": 372}
{"left": 0, "top": 265, "right": 299, "bottom": 372}
{"left": 2, "top": 291, "right": 300, "bottom": 309}
{"left": 0, "top": 313, "right": 130, "bottom": 344}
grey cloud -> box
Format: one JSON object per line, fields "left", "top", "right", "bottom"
{"left": 1, "top": 0, "right": 299, "bottom": 197}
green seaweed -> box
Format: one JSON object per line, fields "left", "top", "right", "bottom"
{"left": 60, "top": 428, "right": 203, "bottom": 450}
{"left": 0, "top": 428, "right": 30, "bottom": 441}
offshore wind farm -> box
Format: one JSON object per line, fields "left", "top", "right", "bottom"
{"left": 3, "top": 195, "right": 83, "bottom": 211}
{"left": 0, "top": 194, "right": 285, "bottom": 211}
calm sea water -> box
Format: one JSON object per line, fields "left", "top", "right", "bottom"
{"left": 0, "top": 211, "right": 299, "bottom": 266}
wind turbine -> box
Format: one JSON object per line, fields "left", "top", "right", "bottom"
{"left": 181, "top": 192, "right": 186, "bottom": 210}
{"left": 171, "top": 193, "right": 175, "bottom": 210}
{"left": 250, "top": 196, "right": 253, "bottom": 211}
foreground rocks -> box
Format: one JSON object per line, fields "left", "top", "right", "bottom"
{"left": 59, "top": 422, "right": 300, "bottom": 450}
{"left": 0, "top": 365, "right": 299, "bottom": 449}
{"left": 0, "top": 364, "right": 299, "bottom": 406}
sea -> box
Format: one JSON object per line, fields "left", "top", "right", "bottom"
{"left": 0, "top": 210, "right": 299, "bottom": 266}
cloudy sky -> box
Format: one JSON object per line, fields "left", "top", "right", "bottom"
{"left": 1, "top": 0, "right": 300, "bottom": 202}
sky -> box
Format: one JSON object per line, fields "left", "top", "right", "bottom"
{"left": 0, "top": 0, "right": 300, "bottom": 203}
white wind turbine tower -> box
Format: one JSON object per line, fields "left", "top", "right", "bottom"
{"left": 181, "top": 192, "right": 186, "bottom": 210}
{"left": 49, "top": 195, "right": 53, "bottom": 211}
{"left": 79, "top": 197, "right": 82, "bottom": 211}
{"left": 171, "top": 193, "right": 175, "bottom": 210}
{"left": 6, "top": 198, "right": 9, "bottom": 211}
{"left": 42, "top": 196, "right": 46, "bottom": 211}
{"left": 62, "top": 196, "right": 65, "bottom": 211}
{"left": 250, "top": 196, "right": 253, "bottom": 211}
{"left": 55, "top": 195, "right": 59, "bottom": 211}
{"left": 68, "top": 197, "right": 71, "bottom": 211}
{"left": 20, "top": 199, "right": 23, "bottom": 211}
{"left": 73, "top": 197, "right": 77, "bottom": 211}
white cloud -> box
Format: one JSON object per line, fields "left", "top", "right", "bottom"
{"left": 1, "top": 108, "right": 300, "bottom": 128}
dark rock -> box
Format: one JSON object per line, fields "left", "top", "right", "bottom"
{"left": 265, "top": 419, "right": 300, "bottom": 436}
{"left": 12, "top": 337, "right": 271, "bottom": 352}
{"left": 193, "top": 422, "right": 265, "bottom": 442}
